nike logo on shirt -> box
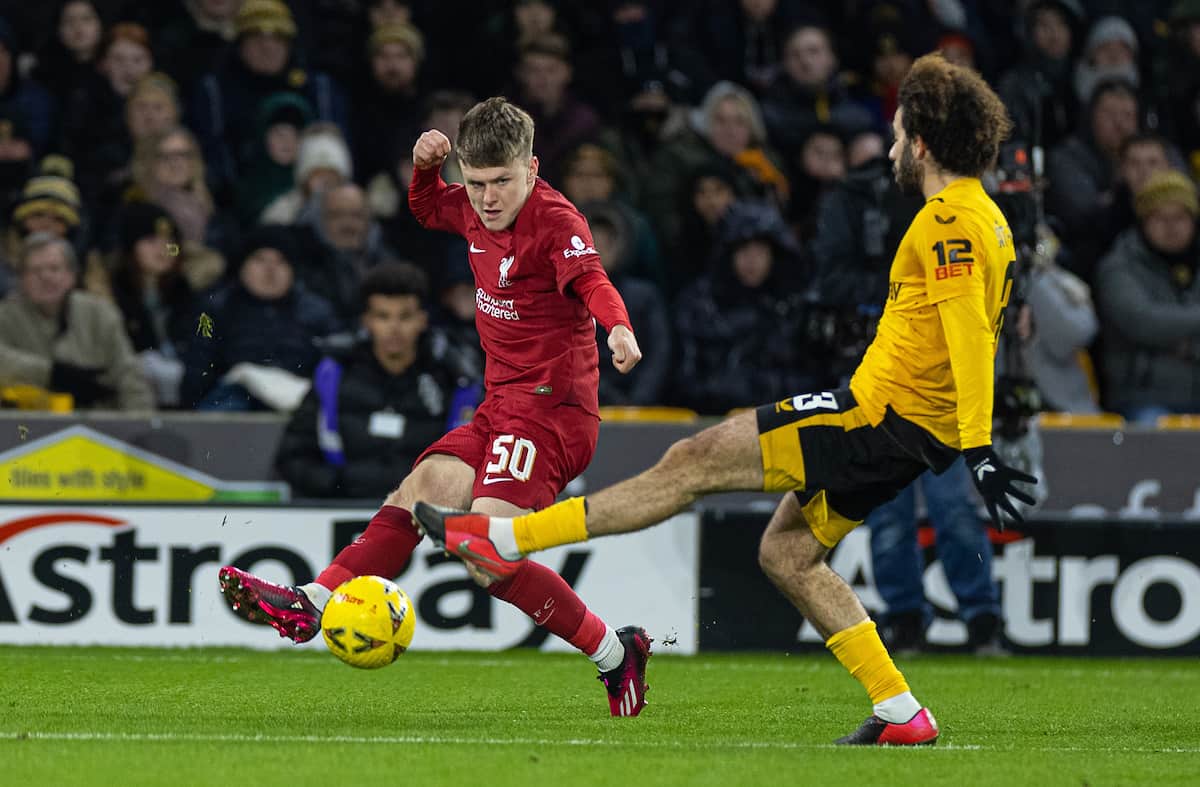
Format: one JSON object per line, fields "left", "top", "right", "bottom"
{"left": 470, "top": 243, "right": 486, "bottom": 253}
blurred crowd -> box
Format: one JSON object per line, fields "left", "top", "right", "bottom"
{"left": 0, "top": 0, "right": 1198, "bottom": 433}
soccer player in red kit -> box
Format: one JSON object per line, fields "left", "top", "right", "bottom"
{"left": 218, "top": 97, "right": 653, "bottom": 716}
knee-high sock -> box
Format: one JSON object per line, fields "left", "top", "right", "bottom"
{"left": 509, "top": 497, "right": 589, "bottom": 555}
{"left": 826, "top": 619, "right": 911, "bottom": 704}
{"left": 315, "top": 506, "right": 422, "bottom": 590}
{"left": 488, "top": 559, "right": 608, "bottom": 655}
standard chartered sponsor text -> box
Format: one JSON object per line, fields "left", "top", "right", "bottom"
{"left": 476, "top": 289, "right": 520, "bottom": 321}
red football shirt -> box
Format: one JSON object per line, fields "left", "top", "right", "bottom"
{"left": 409, "top": 166, "right": 613, "bottom": 415}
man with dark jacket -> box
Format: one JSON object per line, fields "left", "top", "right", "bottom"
{"left": 672, "top": 199, "right": 816, "bottom": 414}
{"left": 181, "top": 224, "right": 340, "bottom": 409}
{"left": 277, "top": 261, "right": 479, "bottom": 498}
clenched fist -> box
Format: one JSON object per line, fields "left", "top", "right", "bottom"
{"left": 413, "top": 129, "right": 451, "bottom": 170}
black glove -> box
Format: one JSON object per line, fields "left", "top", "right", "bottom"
{"left": 49, "top": 362, "right": 115, "bottom": 407}
{"left": 963, "top": 445, "right": 1038, "bottom": 530}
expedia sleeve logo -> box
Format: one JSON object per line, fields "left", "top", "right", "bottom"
{"left": 561, "top": 235, "right": 597, "bottom": 259}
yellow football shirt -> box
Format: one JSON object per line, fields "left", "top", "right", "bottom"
{"left": 849, "top": 177, "right": 1016, "bottom": 450}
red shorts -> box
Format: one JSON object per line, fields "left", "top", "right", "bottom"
{"left": 414, "top": 395, "right": 599, "bottom": 510}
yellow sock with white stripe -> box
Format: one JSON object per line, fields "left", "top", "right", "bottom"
{"left": 826, "top": 619, "right": 920, "bottom": 723}
{"left": 511, "top": 496, "right": 590, "bottom": 555}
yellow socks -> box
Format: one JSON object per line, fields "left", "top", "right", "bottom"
{"left": 512, "top": 496, "right": 589, "bottom": 554}
{"left": 826, "top": 619, "right": 911, "bottom": 705}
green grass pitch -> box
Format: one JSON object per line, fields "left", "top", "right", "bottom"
{"left": 2, "top": 646, "right": 1196, "bottom": 786}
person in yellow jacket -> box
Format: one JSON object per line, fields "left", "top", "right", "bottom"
{"left": 415, "top": 54, "right": 1037, "bottom": 746}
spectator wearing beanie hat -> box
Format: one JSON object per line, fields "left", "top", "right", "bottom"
{"left": 189, "top": 0, "right": 349, "bottom": 194}
{"left": 1075, "top": 16, "right": 1140, "bottom": 106}
{"left": 181, "top": 224, "right": 340, "bottom": 410}
{"left": 261, "top": 123, "right": 352, "bottom": 226}
{"left": 0, "top": 16, "right": 57, "bottom": 159}
{"left": 236, "top": 91, "right": 315, "bottom": 227}
{"left": 11, "top": 170, "right": 82, "bottom": 239}
{"left": 1095, "top": 170, "right": 1200, "bottom": 422}
{"left": 351, "top": 22, "right": 427, "bottom": 187}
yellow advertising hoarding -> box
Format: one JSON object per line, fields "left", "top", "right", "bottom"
{"left": 0, "top": 426, "right": 287, "bottom": 502}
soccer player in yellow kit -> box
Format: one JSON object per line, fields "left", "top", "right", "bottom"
{"left": 415, "top": 54, "right": 1037, "bottom": 744}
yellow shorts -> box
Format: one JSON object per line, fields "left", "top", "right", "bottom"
{"left": 756, "top": 389, "right": 935, "bottom": 547}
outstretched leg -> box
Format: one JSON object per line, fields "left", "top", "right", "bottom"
{"left": 758, "top": 493, "right": 937, "bottom": 746}
{"left": 415, "top": 411, "right": 765, "bottom": 562}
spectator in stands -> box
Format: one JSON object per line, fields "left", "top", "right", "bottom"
{"left": 1074, "top": 16, "right": 1140, "bottom": 108}
{"left": 670, "top": 0, "right": 820, "bottom": 94}
{"left": 63, "top": 22, "right": 153, "bottom": 204}
{"left": 261, "top": 123, "right": 352, "bottom": 226}
{"left": 866, "top": 459, "right": 1005, "bottom": 656}
{"left": 1047, "top": 79, "right": 1140, "bottom": 244}
{"left": 1164, "top": 0, "right": 1200, "bottom": 173}
{"left": 788, "top": 124, "right": 847, "bottom": 240}
{"left": 673, "top": 200, "right": 815, "bottom": 414}
{"left": 352, "top": 22, "right": 426, "bottom": 189}
{"left": 295, "top": 182, "right": 395, "bottom": 325}
{"left": 154, "top": 0, "right": 241, "bottom": 90}
{"left": 761, "top": 24, "right": 875, "bottom": 155}
{"left": 366, "top": 0, "right": 416, "bottom": 30}
{"left": 181, "top": 225, "right": 339, "bottom": 410}
{"left": 594, "top": 75, "right": 688, "bottom": 208}
{"left": 0, "top": 107, "right": 35, "bottom": 231}
{"left": 644, "top": 80, "right": 789, "bottom": 261}
{"left": 7, "top": 164, "right": 83, "bottom": 265}
{"left": 88, "top": 195, "right": 224, "bottom": 298}
{"left": 83, "top": 72, "right": 183, "bottom": 239}
{"left": 808, "top": 128, "right": 921, "bottom": 311}
{"left": 33, "top": 1, "right": 104, "bottom": 105}
{"left": 512, "top": 34, "right": 600, "bottom": 184}
{"left": 0, "top": 16, "right": 57, "bottom": 160}
{"left": 559, "top": 142, "right": 663, "bottom": 290}
{"left": 1070, "top": 132, "right": 1178, "bottom": 281}
{"left": 276, "top": 262, "right": 479, "bottom": 499}
{"left": 235, "top": 92, "right": 313, "bottom": 227}
{"left": 584, "top": 202, "right": 670, "bottom": 407}
{"left": 130, "top": 126, "right": 233, "bottom": 257}
{"left": 997, "top": 0, "right": 1084, "bottom": 152}
{"left": 189, "top": 0, "right": 349, "bottom": 192}
{"left": 668, "top": 163, "right": 739, "bottom": 295}
{"left": 0, "top": 232, "right": 152, "bottom": 410}
{"left": 104, "top": 204, "right": 205, "bottom": 408}
{"left": 1019, "top": 247, "right": 1101, "bottom": 415}
{"left": 1095, "top": 171, "right": 1200, "bottom": 423}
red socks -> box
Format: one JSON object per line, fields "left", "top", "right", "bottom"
{"left": 316, "top": 506, "right": 422, "bottom": 590}
{"left": 488, "top": 559, "right": 608, "bottom": 654}
{"left": 316, "top": 506, "right": 607, "bottom": 656}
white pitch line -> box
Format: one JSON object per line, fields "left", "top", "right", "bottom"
{"left": 0, "top": 731, "right": 1197, "bottom": 755}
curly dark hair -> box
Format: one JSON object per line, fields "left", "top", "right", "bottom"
{"left": 359, "top": 261, "right": 430, "bottom": 309}
{"left": 897, "top": 53, "right": 1012, "bottom": 178}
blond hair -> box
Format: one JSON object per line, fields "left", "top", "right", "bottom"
{"left": 131, "top": 127, "right": 213, "bottom": 213}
